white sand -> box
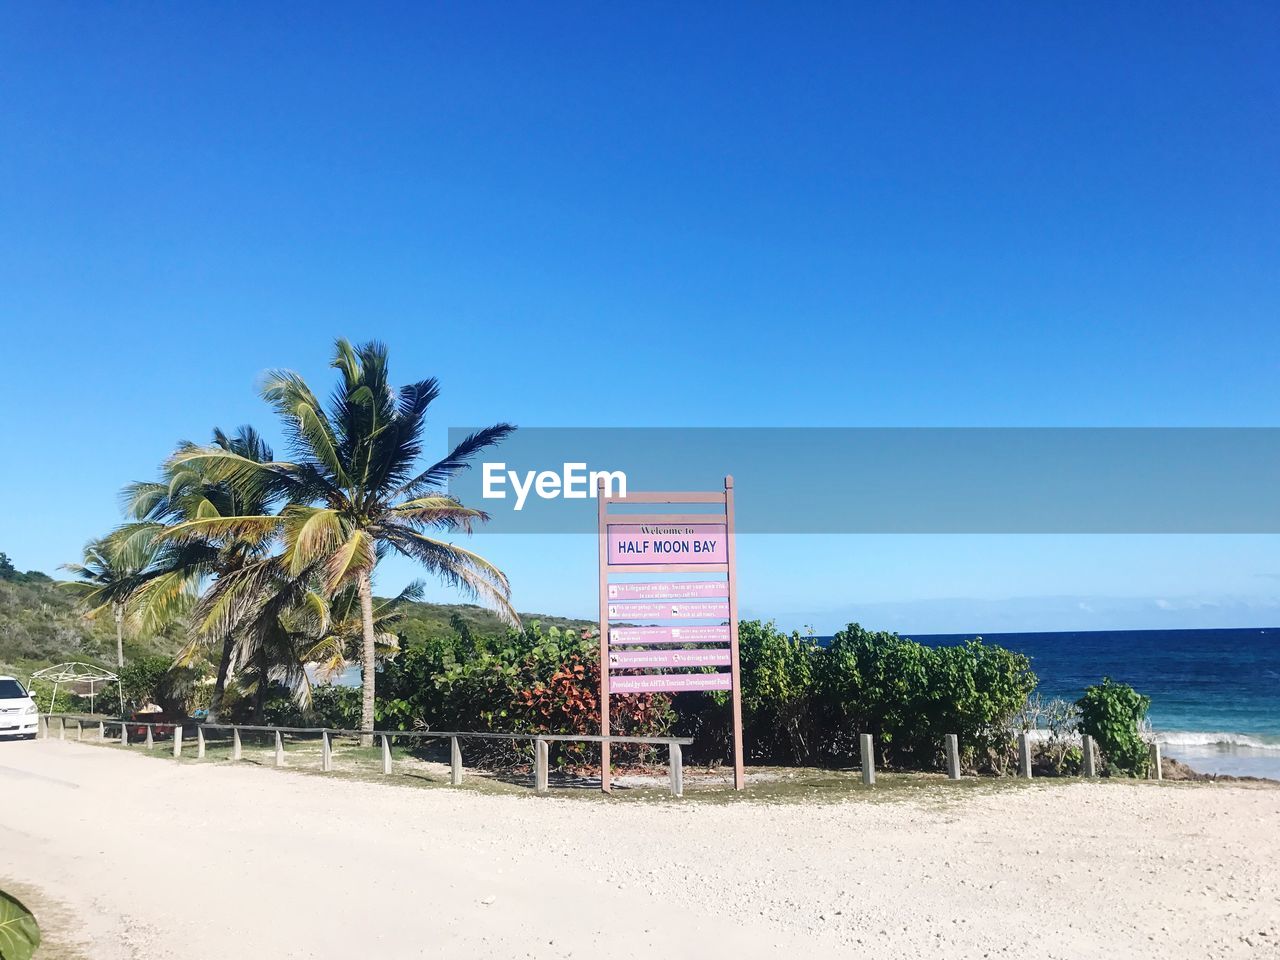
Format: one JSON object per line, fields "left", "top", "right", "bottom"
{"left": 2, "top": 739, "right": 1278, "bottom": 959}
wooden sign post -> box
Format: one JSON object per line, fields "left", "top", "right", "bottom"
{"left": 597, "top": 476, "right": 745, "bottom": 792}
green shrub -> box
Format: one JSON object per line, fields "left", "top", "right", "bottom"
{"left": 736, "top": 621, "right": 819, "bottom": 764}
{"left": 376, "top": 621, "right": 673, "bottom": 769}
{"left": 309, "top": 684, "right": 362, "bottom": 728}
{"left": 812, "top": 625, "right": 1036, "bottom": 770}
{"left": 117, "top": 655, "right": 203, "bottom": 715}
{"left": 1076, "top": 677, "right": 1151, "bottom": 776}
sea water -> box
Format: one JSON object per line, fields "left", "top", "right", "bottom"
{"left": 909, "top": 627, "right": 1280, "bottom": 779}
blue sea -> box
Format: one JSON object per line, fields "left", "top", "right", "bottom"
{"left": 907, "top": 627, "right": 1280, "bottom": 779}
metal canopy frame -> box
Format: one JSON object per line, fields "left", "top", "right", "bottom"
{"left": 29, "top": 662, "right": 123, "bottom": 716}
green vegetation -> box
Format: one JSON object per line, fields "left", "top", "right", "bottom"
{"left": 120, "top": 425, "right": 286, "bottom": 720}
{"left": 373, "top": 619, "right": 672, "bottom": 769}
{"left": 815, "top": 624, "right": 1037, "bottom": 769}
{"left": 0, "top": 558, "right": 179, "bottom": 679}
{"left": 292, "top": 616, "right": 1043, "bottom": 776}
{"left": 162, "top": 339, "right": 516, "bottom": 743}
{"left": 0, "top": 889, "right": 40, "bottom": 960}
{"left": 1077, "top": 677, "right": 1152, "bottom": 776}
{"left": 61, "top": 536, "right": 164, "bottom": 668}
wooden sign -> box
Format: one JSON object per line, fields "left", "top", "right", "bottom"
{"left": 611, "top": 674, "right": 734, "bottom": 694}
{"left": 597, "top": 477, "right": 745, "bottom": 792}
{"left": 606, "top": 523, "right": 728, "bottom": 565}
{"left": 609, "top": 625, "right": 733, "bottom": 645}
{"left": 608, "top": 649, "right": 732, "bottom": 669}
{"left": 606, "top": 601, "right": 730, "bottom": 620}
{"left": 607, "top": 581, "right": 726, "bottom": 600}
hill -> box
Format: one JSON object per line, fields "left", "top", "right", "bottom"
{"left": 0, "top": 558, "right": 181, "bottom": 678}
{"left": 392, "top": 601, "right": 596, "bottom": 648}
{"left": 0, "top": 550, "right": 595, "bottom": 678}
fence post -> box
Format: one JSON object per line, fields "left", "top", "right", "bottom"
{"left": 98, "top": 721, "right": 105, "bottom": 740}
{"left": 944, "top": 734, "right": 961, "bottom": 779}
{"left": 232, "top": 727, "right": 242, "bottom": 761}
{"left": 173, "top": 725, "right": 183, "bottom": 758}
{"left": 120, "top": 722, "right": 128, "bottom": 746}
{"left": 668, "top": 743, "right": 684, "bottom": 797}
{"left": 381, "top": 734, "right": 392, "bottom": 775}
{"left": 76, "top": 719, "right": 84, "bottom": 741}
{"left": 196, "top": 726, "right": 205, "bottom": 759}
{"left": 274, "top": 730, "right": 285, "bottom": 767}
{"left": 321, "top": 731, "right": 332, "bottom": 772}
{"left": 535, "top": 738, "right": 549, "bottom": 794}
{"left": 1082, "top": 734, "right": 1096, "bottom": 777}
{"left": 58, "top": 716, "right": 66, "bottom": 740}
{"left": 450, "top": 736, "right": 462, "bottom": 786}
{"left": 860, "top": 733, "right": 876, "bottom": 786}
{"left": 1018, "top": 732, "right": 1032, "bottom": 779}
{"left": 1149, "top": 742, "right": 1163, "bottom": 781}
{"left": 145, "top": 725, "right": 154, "bottom": 750}
{"left": 38, "top": 716, "right": 47, "bottom": 739}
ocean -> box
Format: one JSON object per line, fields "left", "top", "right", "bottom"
{"left": 906, "top": 627, "right": 1280, "bottom": 779}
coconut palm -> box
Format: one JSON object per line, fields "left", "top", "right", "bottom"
{"left": 302, "top": 580, "right": 426, "bottom": 682}
{"left": 166, "top": 339, "right": 517, "bottom": 743}
{"left": 119, "top": 426, "right": 286, "bottom": 720}
{"left": 61, "top": 536, "right": 159, "bottom": 667}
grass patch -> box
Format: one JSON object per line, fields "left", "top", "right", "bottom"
{"left": 63, "top": 733, "right": 1205, "bottom": 805}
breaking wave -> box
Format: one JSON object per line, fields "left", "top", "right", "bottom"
{"left": 1154, "top": 731, "right": 1280, "bottom": 751}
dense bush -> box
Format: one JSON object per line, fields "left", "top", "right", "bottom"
{"left": 375, "top": 621, "right": 673, "bottom": 769}
{"left": 812, "top": 624, "right": 1037, "bottom": 770}
{"left": 1077, "top": 677, "right": 1151, "bottom": 777}
{"left": 358, "top": 618, "right": 1044, "bottom": 774}
{"left": 736, "top": 620, "right": 820, "bottom": 764}
{"left": 117, "top": 655, "right": 207, "bottom": 715}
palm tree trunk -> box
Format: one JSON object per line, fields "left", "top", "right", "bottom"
{"left": 253, "top": 652, "right": 268, "bottom": 723}
{"left": 114, "top": 604, "right": 125, "bottom": 668}
{"left": 207, "top": 637, "right": 235, "bottom": 722}
{"left": 357, "top": 569, "right": 377, "bottom": 747}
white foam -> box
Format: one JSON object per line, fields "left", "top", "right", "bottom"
{"left": 1154, "top": 731, "right": 1280, "bottom": 751}
{"left": 1018, "top": 728, "right": 1280, "bottom": 751}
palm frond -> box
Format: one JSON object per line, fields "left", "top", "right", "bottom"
{"left": 380, "top": 525, "right": 518, "bottom": 626}
{"left": 261, "top": 369, "right": 352, "bottom": 488}
{"left": 323, "top": 528, "right": 376, "bottom": 593}
{"left": 385, "top": 496, "right": 488, "bottom": 532}
{"left": 155, "top": 514, "right": 280, "bottom": 546}
{"left": 395, "top": 423, "right": 516, "bottom": 498}
{"left": 281, "top": 506, "right": 348, "bottom": 576}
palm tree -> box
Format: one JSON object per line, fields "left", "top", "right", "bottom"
{"left": 166, "top": 339, "right": 517, "bottom": 744}
{"left": 303, "top": 580, "right": 426, "bottom": 682}
{"left": 119, "top": 426, "right": 287, "bottom": 720}
{"left": 62, "top": 536, "right": 158, "bottom": 667}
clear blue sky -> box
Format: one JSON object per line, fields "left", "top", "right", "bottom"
{"left": 1, "top": 4, "right": 1277, "bottom": 632}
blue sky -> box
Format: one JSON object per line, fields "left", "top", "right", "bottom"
{"left": 1, "top": 4, "right": 1277, "bottom": 632}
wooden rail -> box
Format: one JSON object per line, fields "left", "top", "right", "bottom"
{"left": 41, "top": 714, "right": 693, "bottom": 797}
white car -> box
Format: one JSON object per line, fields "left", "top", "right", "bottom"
{"left": 0, "top": 676, "right": 39, "bottom": 739}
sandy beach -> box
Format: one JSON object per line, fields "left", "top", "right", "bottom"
{"left": 1, "top": 740, "right": 1277, "bottom": 959}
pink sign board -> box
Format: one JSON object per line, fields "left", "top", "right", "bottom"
{"left": 608, "top": 649, "right": 732, "bottom": 669}
{"left": 611, "top": 673, "right": 733, "bottom": 694}
{"left": 607, "top": 524, "right": 728, "bottom": 565}
{"left": 609, "top": 625, "right": 732, "bottom": 646}
{"left": 607, "top": 581, "right": 726, "bottom": 601}
{"left": 607, "top": 601, "right": 730, "bottom": 620}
